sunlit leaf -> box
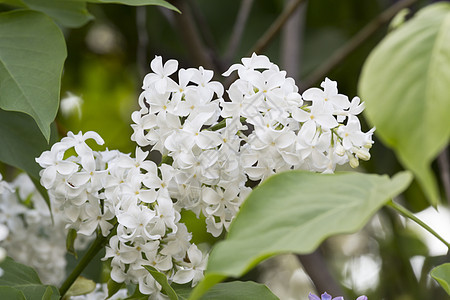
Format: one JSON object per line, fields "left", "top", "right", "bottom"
{"left": 0, "top": 10, "right": 66, "bottom": 141}
{"left": 359, "top": 3, "right": 450, "bottom": 206}
{"left": 190, "top": 171, "right": 412, "bottom": 299}
{"left": 64, "top": 276, "right": 96, "bottom": 298}
{"left": 0, "top": 257, "right": 59, "bottom": 300}
{"left": 431, "top": 263, "right": 450, "bottom": 296}
{"left": 176, "top": 281, "right": 278, "bottom": 300}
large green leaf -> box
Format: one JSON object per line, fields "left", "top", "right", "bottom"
{"left": 0, "top": 257, "right": 60, "bottom": 300}
{"left": 0, "top": 109, "right": 57, "bottom": 213}
{"left": 176, "top": 281, "right": 278, "bottom": 300}
{"left": 87, "top": 0, "right": 180, "bottom": 13}
{"left": 0, "top": 109, "right": 56, "bottom": 180}
{"left": 358, "top": 3, "right": 450, "bottom": 206}
{"left": 189, "top": 171, "right": 412, "bottom": 299}
{"left": 431, "top": 263, "right": 450, "bottom": 296}
{"left": 0, "top": 287, "right": 26, "bottom": 300}
{"left": 0, "top": 10, "right": 66, "bottom": 141}
{"left": 23, "top": 0, "right": 93, "bottom": 28}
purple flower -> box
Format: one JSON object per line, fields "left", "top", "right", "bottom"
{"left": 308, "top": 292, "right": 367, "bottom": 300}
{"left": 308, "top": 292, "right": 344, "bottom": 300}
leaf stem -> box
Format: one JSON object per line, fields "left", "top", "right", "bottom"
{"left": 59, "top": 223, "right": 118, "bottom": 297}
{"left": 387, "top": 200, "right": 450, "bottom": 249}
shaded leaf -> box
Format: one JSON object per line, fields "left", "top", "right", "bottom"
{"left": 23, "top": 0, "right": 93, "bottom": 28}
{"left": 0, "top": 10, "right": 66, "bottom": 141}
{"left": 431, "top": 263, "right": 450, "bottom": 296}
{"left": 143, "top": 266, "right": 178, "bottom": 300}
{"left": 41, "top": 286, "right": 55, "bottom": 300}
{"left": 87, "top": 0, "right": 180, "bottom": 13}
{"left": 107, "top": 278, "right": 124, "bottom": 299}
{"left": 0, "top": 109, "right": 57, "bottom": 180}
{"left": 0, "top": 286, "right": 26, "bottom": 300}
{"left": 190, "top": 171, "right": 412, "bottom": 299}
{"left": 66, "top": 228, "right": 78, "bottom": 258}
{"left": 0, "top": 257, "right": 59, "bottom": 300}
{"left": 358, "top": 3, "right": 450, "bottom": 206}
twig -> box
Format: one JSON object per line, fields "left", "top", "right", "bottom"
{"left": 281, "top": 0, "right": 307, "bottom": 82}
{"left": 297, "top": 250, "right": 345, "bottom": 297}
{"left": 59, "top": 223, "right": 118, "bottom": 297}
{"left": 136, "top": 6, "right": 149, "bottom": 79}
{"left": 248, "top": 0, "right": 306, "bottom": 55}
{"left": 300, "top": 0, "right": 419, "bottom": 91}
{"left": 170, "top": 0, "right": 215, "bottom": 71}
{"left": 437, "top": 146, "right": 450, "bottom": 205}
{"left": 225, "top": 0, "right": 255, "bottom": 64}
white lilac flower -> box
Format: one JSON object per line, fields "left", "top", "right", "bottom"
{"left": 35, "top": 54, "right": 374, "bottom": 297}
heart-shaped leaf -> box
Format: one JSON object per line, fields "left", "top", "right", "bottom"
{"left": 0, "top": 10, "right": 66, "bottom": 141}
{"left": 189, "top": 171, "right": 412, "bottom": 299}
{"left": 358, "top": 3, "right": 450, "bottom": 206}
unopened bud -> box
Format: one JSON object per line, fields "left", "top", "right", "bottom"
{"left": 364, "top": 142, "right": 373, "bottom": 149}
{"left": 349, "top": 154, "right": 359, "bottom": 168}
{"left": 335, "top": 144, "right": 345, "bottom": 156}
{"left": 354, "top": 147, "right": 371, "bottom": 161}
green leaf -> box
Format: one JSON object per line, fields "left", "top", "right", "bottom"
{"left": 0, "top": 109, "right": 57, "bottom": 179}
{"left": 66, "top": 228, "right": 78, "bottom": 258}
{"left": 23, "top": 0, "right": 93, "bottom": 28}
{"left": 143, "top": 266, "right": 178, "bottom": 300}
{"left": 0, "top": 109, "right": 56, "bottom": 217}
{"left": 0, "top": 257, "right": 60, "bottom": 300}
{"left": 0, "top": 287, "right": 26, "bottom": 300}
{"left": 107, "top": 278, "right": 124, "bottom": 299}
{"left": 41, "top": 286, "right": 55, "bottom": 300}
{"left": 64, "top": 276, "right": 96, "bottom": 298}
{"left": 0, "top": 0, "right": 26, "bottom": 7}
{"left": 190, "top": 171, "right": 412, "bottom": 299}
{"left": 431, "top": 263, "right": 450, "bottom": 295}
{"left": 358, "top": 3, "right": 450, "bottom": 206}
{"left": 87, "top": 0, "right": 180, "bottom": 13}
{"left": 178, "top": 281, "right": 277, "bottom": 300}
{"left": 0, "top": 10, "right": 67, "bottom": 141}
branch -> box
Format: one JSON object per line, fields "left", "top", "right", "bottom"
{"left": 170, "top": 0, "right": 216, "bottom": 72}
{"left": 225, "top": 0, "right": 255, "bottom": 64}
{"left": 136, "top": 6, "right": 149, "bottom": 79}
{"left": 281, "top": 0, "right": 307, "bottom": 82}
{"left": 248, "top": 0, "right": 307, "bottom": 55}
{"left": 300, "top": 0, "right": 419, "bottom": 91}
{"left": 297, "top": 250, "right": 345, "bottom": 297}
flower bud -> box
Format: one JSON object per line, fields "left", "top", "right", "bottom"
{"left": 348, "top": 154, "right": 359, "bottom": 168}
{"left": 335, "top": 144, "right": 345, "bottom": 156}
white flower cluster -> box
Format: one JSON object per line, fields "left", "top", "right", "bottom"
{"left": 0, "top": 173, "right": 67, "bottom": 285}
{"left": 131, "top": 54, "right": 374, "bottom": 237}
{"left": 35, "top": 53, "right": 374, "bottom": 298}
{"left": 36, "top": 131, "right": 208, "bottom": 297}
